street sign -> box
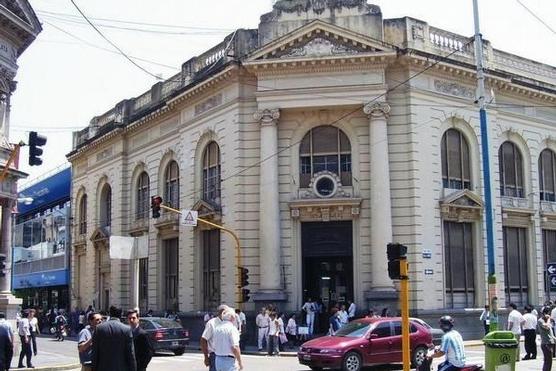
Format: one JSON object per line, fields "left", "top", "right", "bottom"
{"left": 180, "top": 210, "right": 198, "bottom": 226}
{"left": 550, "top": 275, "right": 556, "bottom": 289}
{"left": 548, "top": 263, "right": 556, "bottom": 275}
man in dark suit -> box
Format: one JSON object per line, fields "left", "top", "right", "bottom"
{"left": 0, "top": 312, "right": 13, "bottom": 371}
{"left": 126, "top": 309, "right": 153, "bottom": 371}
{"left": 92, "top": 307, "right": 137, "bottom": 371}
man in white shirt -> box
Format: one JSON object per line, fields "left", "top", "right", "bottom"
{"left": 302, "top": 298, "right": 316, "bottom": 336}
{"left": 347, "top": 300, "right": 357, "bottom": 322}
{"left": 507, "top": 303, "right": 525, "bottom": 362}
{"left": 201, "top": 305, "right": 228, "bottom": 371}
{"left": 213, "top": 308, "right": 243, "bottom": 371}
{"left": 522, "top": 305, "right": 538, "bottom": 360}
{"left": 17, "top": 311, "right": 33, "bottom": 368}
{"left": 255, "top": 307, "right": 269, "bottom": 352}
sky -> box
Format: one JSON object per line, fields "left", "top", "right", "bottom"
{"left": 10, "top": 0, "right": 556, "bottom": 186}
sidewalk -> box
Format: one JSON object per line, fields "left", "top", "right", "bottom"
{"left": 10, "top": 335, "right": 81, "bottom": 370}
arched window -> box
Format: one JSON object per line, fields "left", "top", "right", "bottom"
{"left": 299, "top": 126, "right": 352, "bottom": 187}
{"left": 136, "top": 172, "right": 150, "bottom": 220}
{"left": 441, "top": 129, "right": 471, "bottom": 189}
{"left": 99, "top": 185, "right": 112, "bottom": 227}
{"left": 498, "top": 142, "right": 524, "bottom": 198}
{"left": 202, "top": 142, "right": 221, "bottom": 205}
{"left": 78, "top": 194, "right": 87, "bottom": 234}
{"left": 539, "top": 149, "right": 556, "bottom": 202}
{"left": 165, "top": 161, "right": 180, "bottom": 208}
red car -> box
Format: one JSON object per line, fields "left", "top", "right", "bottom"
{"left": 298, "top": 317, "right": 433, "bottom": 371}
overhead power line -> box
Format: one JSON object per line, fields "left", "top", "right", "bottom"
{"left": 69, "top": 0, "right": 162, "bottom": 80}
{"left": 37, "top": 9, "right": 235, "bottom": 32}
{"left": 515, "top": 0, "right": 556, "bottom": 35}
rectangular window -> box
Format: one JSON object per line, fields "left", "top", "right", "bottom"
{"left": 203, "top": 229, "right": 221, "bottom": 311}
{"left": 503, "top": 227, "right": 528, "bottom": 307}
{"left": 542, "top": 229, "right": 556, "bottom": 296}
{"left": 164, "top": 239, "right": 179, "bottom": 311}
{"left": 340, "top": 154, "right": 352, "bottom": 186}
{"left": 444, "top": 221, "right": 475, "bottom": 308}
{"left": 139, "top": 257, "right": 148, "bottom": 312}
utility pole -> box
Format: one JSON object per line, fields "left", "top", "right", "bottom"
{"left": 472, "top": 0, "right": 498, "bottom": 330}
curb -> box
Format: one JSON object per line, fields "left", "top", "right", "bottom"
{"left": 16, "top": 364, "right": 81, "bottom": 371}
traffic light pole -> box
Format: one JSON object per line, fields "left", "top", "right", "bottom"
{"left": 400, "top": 259, "right": 410, "bottom": 371}
{"left": 158, "top": 204, "right": 243, "bottom": 310}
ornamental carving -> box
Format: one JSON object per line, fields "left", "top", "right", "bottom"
{"left": 272, "top": 0, "right": 379, "bottom": 15}
{"left": 440, "top": 189, "right": 483, "bottom": 222}
{"left": 501, "top": 196, "right": 530, "bottom": 210}
{"left": 254, "top": 108, "right": 280, "bottom": 126}
{"left": 195, "top": 93, "right": 223, "bottom": 116}
{"left": 289, "top": 201, "right": 362, "bottom": 222}
{"left": 279, "top": 37, "right": 360, "bottom": 59}
{"left": 364, "top": 102, "right": 391, "bottom": 118}
{"left": 434, "top": 80, "right": 475, "bottom": 99}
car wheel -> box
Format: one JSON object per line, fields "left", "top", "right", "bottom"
{"left": 173, "top": 348, "right": 185, "bottom": 356}
{"left": 412, "top": 346, "right": 428, "bottom": 367}
{"left": 342, "top": 351, "right": 362, "bottom": 371}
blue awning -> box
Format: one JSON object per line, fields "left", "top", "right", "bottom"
{"left": 17, "top": 167, "right": 71, "bottom": 216}
{"left": 12, "top": 269, "right": 68, "bottom": 289}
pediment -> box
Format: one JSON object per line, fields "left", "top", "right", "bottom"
{"left": 192, "top": 199, "right": 221, "bottom": 219}
{"left": 90, "top": 227, "right": 110, "bottom": 243}
{"left": 0, "top": 0, "right": 42, "bottom": 53}
{"left": 440, "top": 189, "right": 483, "bottom": 208}
{"left": 246, "top": 20, "right": 396, "bottom": 63}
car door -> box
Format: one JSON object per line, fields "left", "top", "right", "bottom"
{"left": 391, "top": 321, "right": 419, "bottom": 361}
{"left": 364, "top": 321, "right": 392, "bottom": 365}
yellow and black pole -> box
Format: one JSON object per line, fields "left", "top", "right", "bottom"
{"left": 158, "top": 203, "right": 243, "bottom": 310}
{"left": 400, "top": 258, "right": 410, "bottom": 371}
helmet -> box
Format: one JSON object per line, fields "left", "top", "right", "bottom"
{"left": 439, "top": 315, "right": 454, "bottom": 332}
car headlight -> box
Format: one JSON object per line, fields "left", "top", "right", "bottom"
{"left": 319, "top": 349, "right": 342, "bottom": 354}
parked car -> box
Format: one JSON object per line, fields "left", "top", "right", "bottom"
{"left": 298, "top": 317, "right": 433, "bottom": 371}
{"left": 411, "top": 318, "right": 444, "bottom": 345}
{"left": 138, "top": 317, "right": 189, "bottom": 355}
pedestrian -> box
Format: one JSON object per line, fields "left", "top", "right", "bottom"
{"left": 338, "top": 304, "right": 349, "bottom": 327}
{"left": 522, "top": 305, "right": 537, "bottom": 360}
{"left": 17, "top": 310, "right": 33, "bottom": 369}
{"left": 0, "top": 312, "right": 13, "bottom": 371}
{"left": 365, "top": 309, "right": 379, "bottom": 319}
{"left": 537, "top": 307, "right": 555, "bottom": 371}
{"left": 78, "top": 311, "right": 85, "bottom": 333}
{"left": 479, "top": 305, "right": 490, "bottom": 335}
{"left": 78, "top": 312, "right": 102, "bottom": 371}
{"left": 255, "top": 307, "right": 269, "bottom": 352}
{"left": 506, "top": 303, "right": 524, "bottom": 362}
{"left": 126, "top": 309, "right": 153, "bottom": 371}
{"left": 328, "top": 307, "right": 341, "bottom": 336}
{"left": 91, "top": 306, "right": 137, "bottom": 371}
{"left": 204, "top": 312, "right": 212, "bottom": 324}
{"left": 301, "top": 298, "right": 316, "bottom": 336}
{"left": 381, "top": 307, "right": 390, "bottom": 317}
{"left": 54, "top": 310, "right": 68, "bottom": 341}
{"left": 201, "top": 304, "right": 229, "bottom": 371}
{"left": 267, "top": 312, "right": 280, "bottom": 356}
{"left": 285, "top": 314, "right": 297, "bottom": 349}
{"left": 234, "top": 309, "right": 246, "bottom": 351}
{"left": 347, "top": 300, "right": 356, "bottom": 322}
{"left": 29, "top": 309, "right": 39, "bottom": 356}
{"left": 213, "top": 307, "right": 243, "bottom": 371}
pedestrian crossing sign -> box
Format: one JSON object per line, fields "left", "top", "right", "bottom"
{"left": 180, "top": 210, "right": 198, "bottom": 226}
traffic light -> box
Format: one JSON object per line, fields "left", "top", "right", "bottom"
{"left": 387, "top": 243, "right": 408, "bottom": 280}
{"left": 151, "top": 196, "right": 162, "bottom": 218}
{"left": 28, "top": 131, "right": 47, "bottom": 166}
{"left": 241, "top": 288, "right": 250, "bottom": 303}
{"left": 239, "top": 266, "right": 249, "bottom": 288}
{"left": 0, "top": 254, "right": 7, "bottom": 278}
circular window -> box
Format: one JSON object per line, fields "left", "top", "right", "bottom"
{"left": 314, "top": 175, "right": 337, "bottom": 198}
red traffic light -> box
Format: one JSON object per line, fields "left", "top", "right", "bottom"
{"left": 151, "top": 196, "right": 163, "bottom": 218}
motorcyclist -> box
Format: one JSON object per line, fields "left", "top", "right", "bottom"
{"left": 430, "top": 315, "right": 466, "bottom": 371}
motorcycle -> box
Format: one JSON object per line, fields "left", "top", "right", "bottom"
{"left": 417, "top": 347, "right": 482, "bottom": 371}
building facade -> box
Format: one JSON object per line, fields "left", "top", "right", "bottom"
{"left": 0, "top": 0, "right": 42, "bottom": 318}
{"left": 13, "top": 167, "right": 71, "bottom": 310}
{"left": 68, "top": 1, "right": 556, "bottom": 330}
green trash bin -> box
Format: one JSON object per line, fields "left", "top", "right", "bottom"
{"left": 483, "top": 331, "right": 518, "bottom": 371}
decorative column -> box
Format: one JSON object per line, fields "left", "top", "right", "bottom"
{"left": 253, "top": 109, "right": 286, "bottom": 303}
{"left": 364, "top": 102, "right": 396, "bottom": 304}
{"left": 0, "top": 201, "right": 12, "bottom": 293}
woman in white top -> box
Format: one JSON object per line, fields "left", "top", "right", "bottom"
{"left": 29, "top": 309, "right": 39, "bottom": 356}
{"left": 338, "top": 304, "right": 349, "bottom": 326}
{"left": 285, "top": 314, "right": 297, "bottom": 349}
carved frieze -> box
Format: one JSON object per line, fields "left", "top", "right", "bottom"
{"left": 272, "top": 0, "right": 378, "bottom": 15}
{"left": 289, "top": 198, "right": 362, "bottom": 222}
{"left": 501, "top": 196, "right": 530, "bottom": 210}
{"left": 434, "top": 80, "right": 475, "bottom": 99}
{"left": 279, "top": 37, "right": 360, "bottom": 59}
{"left": 254, "top": 108, "right": 280, "bottom": 126}
{"left": 195, "top": 93, "right": 223, "bottom": 116}
{"left": 364, "top": 102, "right": 391, "bottom": 118}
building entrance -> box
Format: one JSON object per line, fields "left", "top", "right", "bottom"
{"left": 302, "top": 221, "right": 353, "bottom": 310}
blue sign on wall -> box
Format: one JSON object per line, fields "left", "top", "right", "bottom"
{"left": 17, "top": 167, "right": 71, "bottom": 216}
{"left": 12, "top": 269, "right": 68, "bottom": 289}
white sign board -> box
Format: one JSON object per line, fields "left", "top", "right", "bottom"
{"left": 181, "top": 210, "right": 198, "bottom": 226}
{"left": 109, "top": 236, "right": 135, "bottom": 260}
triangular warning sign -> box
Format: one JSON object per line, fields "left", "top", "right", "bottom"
{"left": 184, "top": 212, "right": 194, "bottom": 222}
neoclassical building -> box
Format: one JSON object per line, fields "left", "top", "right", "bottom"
{"left": 68, "top": 1, "right": 556, "bottom": 331}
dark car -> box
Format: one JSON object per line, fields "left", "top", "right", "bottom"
{"left": 139, "top": 317, "right": 189, "bottom": 355}
{"left": 298, "top": 317, "right": 433, "bottom": 371}
{"left": 412, "top": 318, "right": 444, "bottom": 346}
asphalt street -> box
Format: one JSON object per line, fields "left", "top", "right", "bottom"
{"left": 19, "top": 335, "right": 548, "bottom": 371}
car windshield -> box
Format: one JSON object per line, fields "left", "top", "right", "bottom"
{"left": 151, "top": 318, "right": 182, "bottom": 329}
{"left": 334, "top": 322, "right": 371, "bottom": 338}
